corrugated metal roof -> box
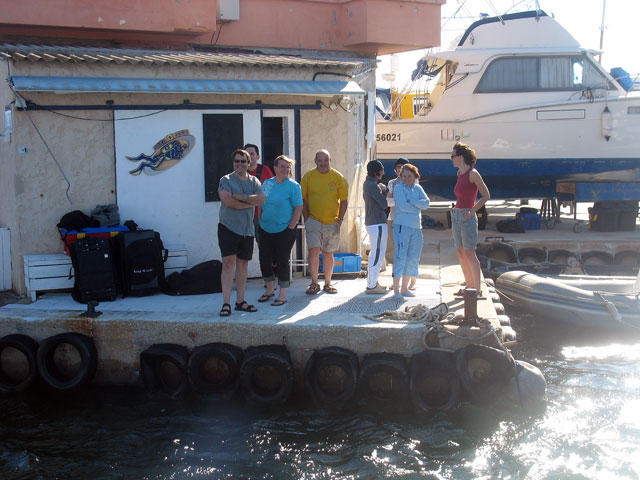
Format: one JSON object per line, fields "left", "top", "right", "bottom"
{"left": 0, "top": 43, "right": 374, "bottom": 70}
{"left": 10, "top": 76, "right": 367, "bottom": 96}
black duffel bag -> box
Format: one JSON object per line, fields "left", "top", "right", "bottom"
{"left": 164, "top": 260, "right": 223, "bottom": 296}
{"left": 496, "top": 219, "right": 525, "bottom": 234}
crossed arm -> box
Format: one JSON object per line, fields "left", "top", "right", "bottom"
{"left": 219, "top": 189, "right": 265, "bottom": 209}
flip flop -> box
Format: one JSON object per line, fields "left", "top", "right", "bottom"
{"left": 219, "top": 303, "right": 231, "bottom": 317}
{"left": 258, "top": 293, "right": 275, "bottom": 303}
{"left": 271, "top": 299, "right": 288, "bottom": 306}
{"left": 235, "top": 301, "right": 257, "bottom": 312}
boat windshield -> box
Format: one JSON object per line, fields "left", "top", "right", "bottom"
{"left": 476, "top": 54, "right": 615, "bottom": 93}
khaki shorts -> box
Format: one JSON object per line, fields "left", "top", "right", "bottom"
{"left": 305, "top": 217, "right": 340, "bottom": 252}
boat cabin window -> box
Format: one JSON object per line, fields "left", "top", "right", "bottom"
{"left": 476, "top": 55, "right": 613, "bottom": 92}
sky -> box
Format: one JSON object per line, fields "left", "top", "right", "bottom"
{"left": 376, "top": 0, "right": 639, "bottom": 90}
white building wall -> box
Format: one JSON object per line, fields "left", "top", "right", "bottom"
{"left": 0, "top": 59, "right": 374, "bottom": 295}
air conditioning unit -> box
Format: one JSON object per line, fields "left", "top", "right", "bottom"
{"left": 217, "top": 0, "right": 240, "bottom": 22}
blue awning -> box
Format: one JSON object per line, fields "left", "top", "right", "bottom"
{"left": 10, "top": 76, "right": 366, "bottom": 96}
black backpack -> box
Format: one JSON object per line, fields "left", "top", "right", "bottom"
{"left": 117, "top": 230, "right": 168, "bottom": 297}
{"left": 69, "top": 237, "right": 118, "bottom": 303}
{"left": 57, "top": 210, "right": 100, "bottom": 232}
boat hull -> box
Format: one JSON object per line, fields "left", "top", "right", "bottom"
{"left": 495, "top": 271, "right": 640, "bottom": 330}
{"left": 377, "top": 89, "right": 640, "bottom": 200}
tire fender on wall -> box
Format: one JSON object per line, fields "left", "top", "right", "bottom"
{"left": 304, "top": 346, "right": 359, "bottom": 410}
{"left": 0, "top": 334, "right": 40, "bottom": 393}
{"left": 239, "top": 345, "right": 294, "bottom": 406}
{"left": 456, "top": 344, "right": 515, "bottom": 403}
{"left": 140, "top": 343, "right": 189, "bottom": 399}
{"left": 188, "top": 342, "right": 243, "bottom": 399}
{"left": 36, "top": 332, "right": 98, "bottom": 391}
{"left": 409, "top": 350, "right": 460, "bottom": 412}
{"left": 358, "top": 352, "right": 408, "bottom": 405}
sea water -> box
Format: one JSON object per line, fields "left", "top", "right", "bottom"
{"left": 1, "top": 313, "right": 639, "bottom": 480}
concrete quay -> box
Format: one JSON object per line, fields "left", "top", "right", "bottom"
{"left": 2, "top": 198, "right": 638, "bottom": 392}
{"left": 0, "top": 237, "right": 503, "bottom": 388}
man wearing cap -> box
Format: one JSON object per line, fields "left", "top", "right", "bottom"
{"left": 363, "top": 160, "right": 389, "bottom": 294}
{"left": 301, "top": 149, "right": 349, "bottom": 295}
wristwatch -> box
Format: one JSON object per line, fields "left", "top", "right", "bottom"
{"left": 242, "top": 193, "right": 248, "bottom": 201}
{"left": 338, "top": 217, "right": 344, "bottom": 222}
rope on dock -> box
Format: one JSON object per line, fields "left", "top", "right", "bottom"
{"left": 363, "top": 303, "right": 444, "bottom": 324}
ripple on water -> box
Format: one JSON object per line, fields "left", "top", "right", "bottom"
{"left": 1, "top": 314, "right": 640, "bottom": 479}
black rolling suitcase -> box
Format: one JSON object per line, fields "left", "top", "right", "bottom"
{"left": 118, "top": 230, "right": 168, "bottom": 297}
{"left": 69, "top": 237, "right": 118, "bottom": 303}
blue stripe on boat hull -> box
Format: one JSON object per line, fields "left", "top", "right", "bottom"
{"left": 381, "top": 157, "right": 640, "bottom": 199}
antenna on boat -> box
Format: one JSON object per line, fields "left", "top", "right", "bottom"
{"left": 485, "top": 0, "right": 504, "bottom": 24}
{"left": 598, "top": 0, "right": 607, "bottom": 64}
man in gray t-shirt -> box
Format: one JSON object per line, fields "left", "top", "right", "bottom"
{"left": 217, "top": 149, "right": 265, "bottom": 317}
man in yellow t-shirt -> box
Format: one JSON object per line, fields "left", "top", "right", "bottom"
{"left": 300, "top": 149, "right": 349, "bottom": 295}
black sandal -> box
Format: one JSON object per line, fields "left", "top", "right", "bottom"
{"left": 235, "top": 300, "right": 257, "bottom": 312}
{"left": 258, "top": 293, "right": 275, "bottom": 303}
{"left": 219, "top": 303, "right": 231, "bottom": 317}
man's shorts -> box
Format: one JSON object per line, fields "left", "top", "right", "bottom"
{"left": 218, "top": 223, "right": 254, "bottom": 260}
{"left": 305, "top": 217, "right": 340, "bottom": 252}
{"left": 451, "top": 209, "right": 478, "bottom": 250}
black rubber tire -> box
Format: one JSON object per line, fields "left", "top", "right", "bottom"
{"left": 548, "top": 249, "right": 578, "bottom": 265}
{"left": 140, "top": 343, "right": 189, "bottom": 399}
{"left": 581, "top": 251, "right": 614, "bottom": 265}
{"left": 456, "top": 344, "right": 515, "bottom": 404}
{"left": 239, "top": 345, "right": 294, "bottom": 406}
{"left": 304, "top": 346, "right": 359, "bottom": 410}
{"left": 486, "top": 242, "right": 517, "bottom": 263}
{"left": 358, "top": 352, "right": 408, "bottom": 405}
{"left": 500, "top": 326, "right": 517, "bottom": 343}
{"left": 188, "top": 342, "right": 243, "bottom": 399}
{"left": 0, "top": 334, "right": 39, "bottom": 393}
{"left": 36, "top": 332, "right": 98, "bottom": 390}
{"left": 409, "top": 351, "right": 460, "bottom": 412}
{"left": 517, "top": 247, "right": 546, "bottom": 264}
{"left": 614, "top": 250, "right": 640, "bottom": 265}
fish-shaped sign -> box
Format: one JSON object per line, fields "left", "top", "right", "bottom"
{"left": 126, "top": 129, "right": 195, "bottom": 176}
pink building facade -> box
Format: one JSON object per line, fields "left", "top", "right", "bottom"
{"left": 0, "top": 1, "right": 444, "bottom": 295}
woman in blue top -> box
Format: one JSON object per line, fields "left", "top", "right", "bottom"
{"left": 257, "top": 155, "right": 303, "bottom": 306}
{"left": 392, "top": 164, "right": 430, "bottom": 299}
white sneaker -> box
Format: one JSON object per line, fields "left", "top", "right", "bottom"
{"left": 365, "top": 283, "right": 388, "bottom": 294}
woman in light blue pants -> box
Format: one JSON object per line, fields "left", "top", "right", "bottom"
{"left": 392, "top": 164, "right": 430, "bottom": 298}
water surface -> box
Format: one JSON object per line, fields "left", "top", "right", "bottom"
{"left": 1, "top": 313, "right": 639, "bottom": 480}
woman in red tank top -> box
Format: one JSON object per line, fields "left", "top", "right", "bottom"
{"left": 450, "top": 142, "right": 490, "bottom": 298}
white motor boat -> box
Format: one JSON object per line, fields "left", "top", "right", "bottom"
{"left": 376, "top": 11, "right": 640, "bottom": 200}
{"left": 496, "top": 270, "right": 640, "bottom": 330}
